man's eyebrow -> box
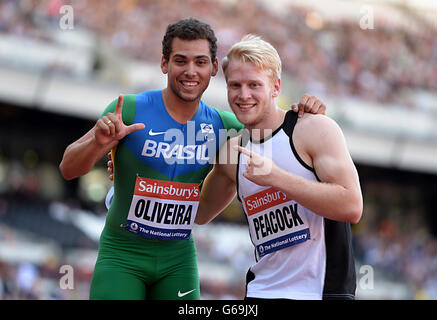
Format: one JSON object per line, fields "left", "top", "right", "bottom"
{"left": 172, "top": 54, "right": 187, "bottom": 59}
{"left": 172, "top": 54, "right": 210, "bottom": 60}
{"left": 228, "top": 79, "right": 259, "bottom": 83}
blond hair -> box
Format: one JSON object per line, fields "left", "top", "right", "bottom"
{"left": 222, "top": 34, "right": 281, "bottom": 81}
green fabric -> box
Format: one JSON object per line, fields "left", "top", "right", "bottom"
{"left": 216, "top": 109, "right": 244, "bottom": 136}
{"left": 90, "top": 225, "right": 200, "bottom": 300}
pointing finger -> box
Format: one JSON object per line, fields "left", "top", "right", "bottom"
{"left": 125, "top": 123, "right": 146, "bottom": 135}
{"left": 114, "top": 95, "right": 124, "bottom": 115}
{"left": 233, "top": 145, "right": 253, "bottom": 158}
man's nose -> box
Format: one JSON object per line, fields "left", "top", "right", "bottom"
{"left": 239, "top": 85, "right": 251, "bottom": 100}
{"left": 184, "top": 62, "right": 197, "bottom": 77}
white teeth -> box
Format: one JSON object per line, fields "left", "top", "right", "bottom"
{"left": 238, "top": 104, "right": 255, "bottom": 109}
{"left": 182, "top": 81, "right": 198, "bottom": 87}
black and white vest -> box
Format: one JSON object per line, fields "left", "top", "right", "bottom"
{"left": 237, "top": 110, "right": 356, "bottom": 300}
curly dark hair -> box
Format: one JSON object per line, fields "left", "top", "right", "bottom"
{"left": 162, "top": 18, "right": 217, "bottom": 62}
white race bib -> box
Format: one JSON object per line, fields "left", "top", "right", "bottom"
{"left": 126, "top": 177, "right": 200, "bottom": 240}
{"left": 243, "top": 187, "right": 310, "bottom": 258}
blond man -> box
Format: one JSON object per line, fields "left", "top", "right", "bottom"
{"left": 196, "top": 35, "right": 363, "bottom": 300}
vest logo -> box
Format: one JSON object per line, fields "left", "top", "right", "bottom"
{"left": 140, "top": 121, "right": 213, "bottom": 164}
{"left": 148, "top": 129, "right": 166, "bottom": 136}
{"left": 136, "top": 121, "right": 243, "bottom": 165}
{"left": 200, "top": 123, "right": 213, "bottom": 134}
{"left": 141, "top": 140, "right": 209, "bottom": 162}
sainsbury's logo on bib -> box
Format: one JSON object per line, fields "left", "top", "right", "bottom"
{"left": 135, "top": 177, "right": 200, "bottom": 201}
{"left": 245, "top": 188, "right": 289, "bottom": 216}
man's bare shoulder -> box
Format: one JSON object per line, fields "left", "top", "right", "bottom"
{"left": 297, "top": 113, "right": 339, "bottom": 127}
{"left": 295, "top": 113, "right": 343, "bottom": 138}
{"left": 293, "top": 113, "right": 346, "bottom": 158}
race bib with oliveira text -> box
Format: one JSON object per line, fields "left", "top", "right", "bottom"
{"left": 126, "top": 177, "right": 199, "bottom": 240}
{"left": 243, "top": 187, "right": 311, "bottom": 258}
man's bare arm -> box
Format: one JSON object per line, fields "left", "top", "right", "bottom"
{"left": 238, "top": 115, "right": 362, "bottom": 224}
{"left": 195, "top": 137, "right": 239, "bottom": 225}
{"left": 59, "top": 129, "right": 118, "bottom": 180}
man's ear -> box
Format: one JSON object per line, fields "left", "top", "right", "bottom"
{"left": 272, "top": 78, "right": 281, "bottom": 98}
{"left": 211, "top": 57, "right": 219, "bottom": 77}
{"left": 161, "top": 56, "right": 168, "bottom": 74}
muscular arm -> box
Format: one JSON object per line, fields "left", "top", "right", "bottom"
{"left": 287, "top": 115, "right": 362, "bottom": 223}
{"left": 239, "top": 115, "right": 362, "bottom": 224}
{"left": 195, "top": 137, "right": 239, "bottom": 225}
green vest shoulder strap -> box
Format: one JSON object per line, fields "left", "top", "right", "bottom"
{"left": 215, "top": 109, "right": 244, "bottom": 137}
{"left": 100, "top": 94, "right": 137, "bottom": 126}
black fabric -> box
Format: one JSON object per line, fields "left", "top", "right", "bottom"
{"left": 322, "top": 218, "right": 357, "bottom": 300}
{"left": 245, "top": 269, "right": 256, "bottom": 298}
{"left": 282, "top": 110, "right": 319, "bottom": 177}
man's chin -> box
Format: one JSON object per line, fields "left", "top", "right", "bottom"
{"left": 235, "top": 115, "right": 256, "bottom": 128}
{"left": 176, "top": 91, "right": 203, "bottom": 103}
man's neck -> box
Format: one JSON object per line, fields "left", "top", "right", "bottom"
{"left": 162, "top": 88, "right": 201, "bottom": 124}
{"left": 248, "top": 106, "right": 286, "bottom": 141}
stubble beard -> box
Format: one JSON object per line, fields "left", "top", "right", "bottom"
{"left": 170, "top": 82, "right": 206, "bottom": 103}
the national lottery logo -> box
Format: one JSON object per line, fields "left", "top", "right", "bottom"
{"left": 258, "top": 245, "right": 264, "bottom": 254}
{"left": 130, "top": 222, "right": 138, "bottom": 231}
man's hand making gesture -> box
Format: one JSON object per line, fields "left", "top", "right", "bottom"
{"left": 96, "top": 95, "right": 145, "bottom": 146}
{"left": 59, "top": 95, "right": 145, "bottom": 180}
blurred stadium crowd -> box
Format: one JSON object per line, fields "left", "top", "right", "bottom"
{"left": 1, "top": 0, "right": 437, "bottom": 107}
{"left": 1, "top": 0, "right": 437, "bottom": 299}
